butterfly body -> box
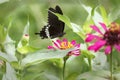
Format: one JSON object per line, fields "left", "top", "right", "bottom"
{"left": 35, "top": 5, "right": 65, "bottom": 39}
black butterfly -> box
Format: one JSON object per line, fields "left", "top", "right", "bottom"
{"left": 35, "top": 5, "right": 65, "bottom": 39}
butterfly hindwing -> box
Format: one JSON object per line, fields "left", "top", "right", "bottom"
{"left": 39, "top": 25, "right": 48, "bottom": 39}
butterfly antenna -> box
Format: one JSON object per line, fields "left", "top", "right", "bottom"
{"left": 35, "top": 33, "right": 40, "bottom": 35}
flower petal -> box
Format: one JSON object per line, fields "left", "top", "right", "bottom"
{"left": 75, "top": 44, "right": 80, "bottom": 49}
{"left": 85, "top": 34, "right": 102, "bottom": 42}
{"left": 56, "top": 39, "right": 61, "bottom": 44}
{"left": 53, "top": 41, "right": 60, "bottom": 49}
{"left": 62, "top": 38, "right": 68, "bottom": 46}
{"left": 114, "top": 44, "right": 120, "bottom": 52}
{"left": 90, "top": 25, "right": 103, "bottom": 35}
{"left": 73, "top": 50, "right": 80, "bottom": 55}
{"left": 104, "top": 45, "right": 112, "bottom": 54}
{"left": 63, "top": 38, "right": 68, "bottom": 42}
{"left": 68, "top": 49, "right": 80, "bottom": 56}
{"left": 48, "top": 46, "right": 55, "bottom": 49}
{"left": 99, "top": 22, "right": 108, "bottom": 31}
{"left": 71, "top": 40, "right": 76, "bottom": 45}
{"left": 88, "top": 40, "right": 106, "bottom": 52}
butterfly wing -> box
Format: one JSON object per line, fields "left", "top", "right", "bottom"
{"left": 35, "top": 5, "right": 65, "bottom": 39}
{"left": 38, "top": 25, "right": 48, "bottom": 39}
{"left": 48, "top": 5, "right": 65, "bottom": 38}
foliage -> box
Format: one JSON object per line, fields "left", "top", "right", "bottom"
{"left": 0, "top": 0, "right": 120, "bottom": 80}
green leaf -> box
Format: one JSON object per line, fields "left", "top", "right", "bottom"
{"left": 83, "top": 4, "right": 111, "bottom": 34}
{"left": 23, "top": 21, "right": 30, "bottom": 35}
{"left": 81, "top": 50, "right": 95, "bottom": 59}
{"left": 76, "top": 70, "right": 110, "bottom": 80}
{"left": 16, "top": 20, "right": 32, "bottom": 54}
{"left": 92, "top": 6, "right": 103, "bottom": 26}
{"left": 66, "top": 73, "right": 78, "bottom": 80}
{"left": 10, "top": 61, "right": 20, "bottom": 70}
{"left": 17, "top": 20, "right": 30, "bottom": 46}
{"left": 55, "top": 13, "right": 72, "bottom": 28}
{"left": 114, "top": 73, "right": 120, "bottom": 80}
{"left": 0, "top": 52, "right": 16, "bottom": 62}
{"left": 83, "top": 17, "right": 94, "bottom": 33}
{"left": 21, "top": 49, "right": 73, "bottom": 67}
{"left": 70, "top": 23, "right": 85, "bottom": 39}
{"left": 82, "top": 5, "right": 103, "bottom": 26}
{"left": 0, "top": 42, "right": 17, "bottom": 62}
{"left": 17, "top": 45, "right": 38, "bottom": 54}
{"left": 82, "top": 4, "right": 94, "bottom": 33}
{"left": 0, "top": 35, "right": 17, "bottom": 62}
{"left": 21, "top": 38, "right": 29, "bottom": 46}
{"left": 55, "top": 13, "right": 85, "bottom": 40}
{"left": 2, "top": 62, "right": 17, "bottom": 80}
{"left": 43, "top": 73, "right": 59, "bottom": 80}
{"left": 81, "top": 4, "right": 92, "bottom": 16}
{"left": 80, "top": 43, "right": 95, "bottom": 59}
{"left": 91, "top": 52, "right": 107, "bottom": 70}
{"left": 108, "top": 6, "right": 120, "bottom": 23}
{"left": 4, "top": 42, "right": 17, "bottom": 60}
{"left": 0, "top": 0, "right": 9, "bottom": 4}
{"left": 0, "top": 25, "right": 7, "bottom": 44}
{"left": 99, "top": 5, "right": 109, "bottom": 25}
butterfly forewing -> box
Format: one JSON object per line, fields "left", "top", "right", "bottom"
{"left": 36, "top": 5, "right": 65, "bottom": 39}
{"left": 48, "top": 6, "right": 65, "bottom": 38}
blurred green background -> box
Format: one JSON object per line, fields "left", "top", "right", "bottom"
{"left": 0, "top": 0, "right": 120, "bottom": 80}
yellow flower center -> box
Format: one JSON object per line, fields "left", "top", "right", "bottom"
{"left": 60, "top": 42, "right": 73, "bottom": 50}
{"left": 109, "top": 23, "right": 120, "bottom": 32}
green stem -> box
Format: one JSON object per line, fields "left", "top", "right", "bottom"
{"left": 88, "top": 57, "right": 92, "bottom": 71}
{"left": 110, "top": 50, "right": 113, "bottom": 80}
{"left": 0, "top": 43, "right": 6, "bottom": 53}
{"left": 19, "top": 69, "right": 22, "bottom": 80}
{"left": 62, "top": 57, "right": 67, "bottom": 80}
{"left": 18, "top": 54, "right": 23, "bottom": 80}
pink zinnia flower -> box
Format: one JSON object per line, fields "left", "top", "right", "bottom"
{"left": 85, "top": 22, "right": 120, "bottom": 54}
{"left": 48, "top": 38, "right": 80, "bottom": 56}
